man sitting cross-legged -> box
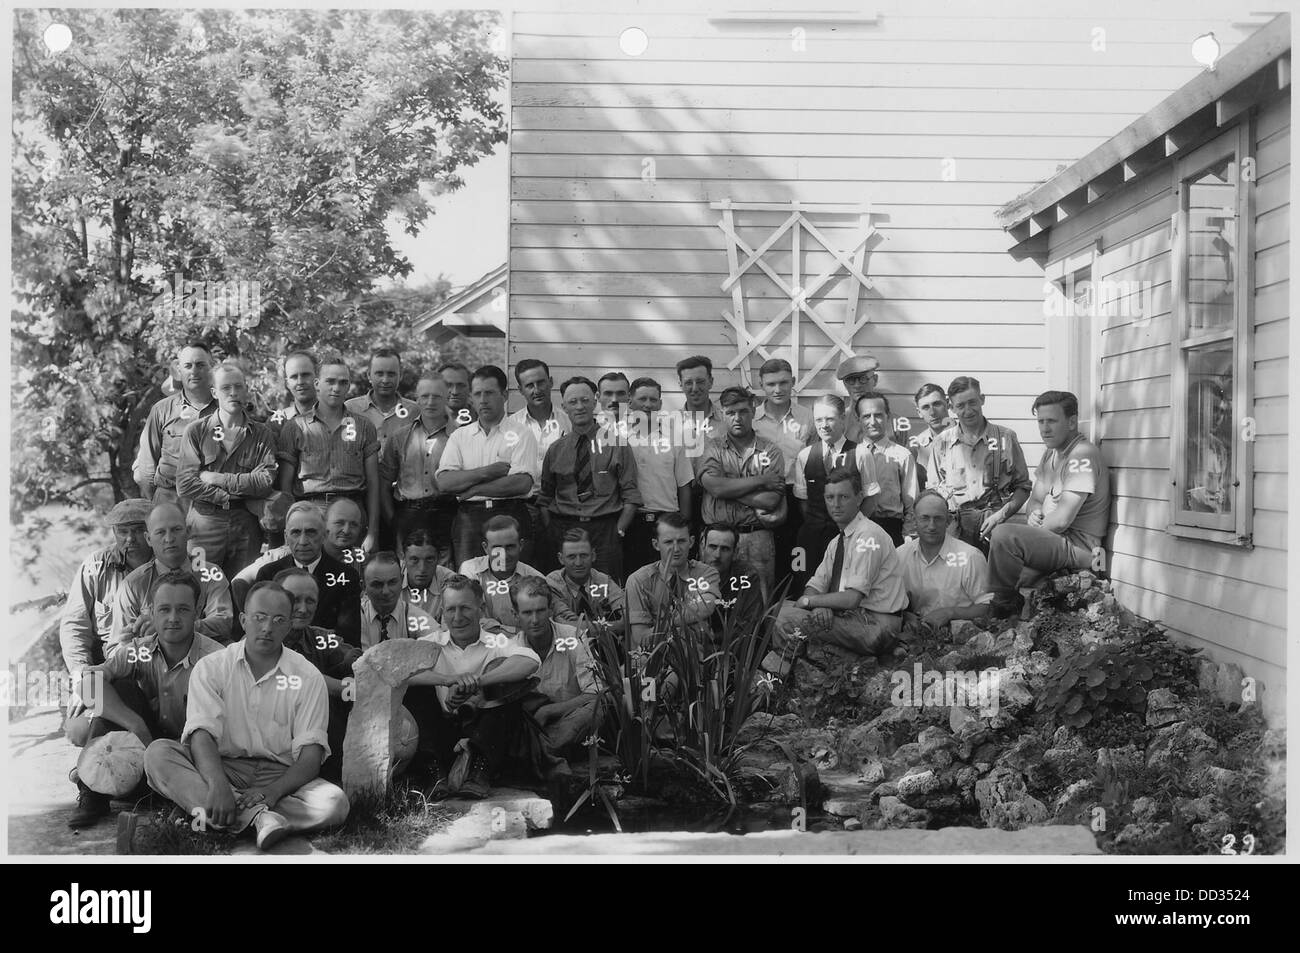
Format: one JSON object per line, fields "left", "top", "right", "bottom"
{"left": 143, "top": 582, "right": 350, "bottom": 851}
{"left": 896, "top": 490, "right": 992, "bottom": 635}
{"left": 400, "top": 575, "right": 541, "bottom": 799}
{"left": 274, "top": 569, "right": 362, "bottom": 784}
{"left": 763, "top": 467, "right": 907, "bottom": 677}
{"left": 65, "top": 572, "right": 223, "bottom": 829}
{"left": 513, "top": 578, "right": 605, "bottom": 765}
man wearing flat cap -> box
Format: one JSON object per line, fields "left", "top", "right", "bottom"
{"left": 837, "top": 354, "right": 881, "bottom": 445}
{"left": 60, "top": 499, "right": 155, "bottom": 676}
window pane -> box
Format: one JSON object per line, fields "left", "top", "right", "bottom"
{"left": 1184, "top": 157, "right": 1237, "bottom": 334}
{"left": 1182, "top": 343, "right": 1233, "bottom": 514}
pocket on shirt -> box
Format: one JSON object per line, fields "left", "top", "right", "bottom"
{"left": 593, "top": 469, "right": 616, "bottom": 495}
{"left": 94, "top": 600, "right": 113, "bottom": 634}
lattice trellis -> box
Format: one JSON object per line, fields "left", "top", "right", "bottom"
{"left": 712, "top": 200, "right": 883, "bottom": 390}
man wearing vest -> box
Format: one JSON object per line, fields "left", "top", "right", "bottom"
{"left": 792, "top": 396, "right": 879, "bottom": 596}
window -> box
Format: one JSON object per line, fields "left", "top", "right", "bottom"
{"left": 1044, "top": 245, "right": 1102, "bottom": 443}
{"left": 1168, "top": 123, "right": 1254, "bottom": 545}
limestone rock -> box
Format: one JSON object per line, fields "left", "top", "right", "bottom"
{"left": 1145, "top": 723, "right": 1219, "bottom": 772}
{"left": 1052, "top": 779, "right": 1095, "bottom": 816}
{"left": 1130, "top": 796, "right": 1159, "bottom": 821}
{"left": 1193, "top": 765, "right": 1241, "bottom": 798}
{"left": 843, "top": 817, "right": 862, "bottom": 831}
{"left": 860, "top": 760, "right": 886, "bottom": 785}
{"left": 949, "top": 620, "right": 981, "bottom": 643}
{"left": 896, "top": 769, "right": 939, "bottom": 798}
{"left": 1114, "top": 821, "right": 1170, "bottom": 850}
{"left": 342, "top": 639, "right": 445, "bottom": 799}
{"left": 975, "top": 766, "right": 1048, "bottom": 830}
{"left": 1144, "top": 688, "right": 1188, "bottom": 727}
{"left": 878, "top": 795, "right": 930, "bottom": 829}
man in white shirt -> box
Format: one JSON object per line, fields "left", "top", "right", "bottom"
{"left": 436, "top": 365, "right": 540, "bottom": 568}
{"left": 764, "top": 468, "right": 907, "bottom": 676}
{"left": 896, "top": 491, "right": 992, "bottom": 633}
{"left": 624, "top": 377, "right": 693, "bottom": 575}
{"left": 401, "top": 575, "right": 541, "bottom": 799}
{"left": 143, "top": 582, "right": 350, "bottom": 850}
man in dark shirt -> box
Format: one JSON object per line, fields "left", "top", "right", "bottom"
{"left": 538, "top": 377, "right": 640, "bottom": 582}
{"left": 700, "top": 523, "right": 766, "bottom": 638}
{"left": 253, "top": 502, "right": 362, "bottom": 646}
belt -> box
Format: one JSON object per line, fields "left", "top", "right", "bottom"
{"left": 736, "top": 523, "right": 764, "bottom": 534}
{"left": 400, "top": 496, "right": 455, "bottom": 510}
{"left": 462, "top": 498, "right": 525, "bottom": 509}
{"left": 191, "top": 498, "right": 247, "bottom": 515}
{"left": 303, "top": 491, "right": 363, "bottom": 503}
{"left": 556, "top": 512, "right": 618, "bottom": 523}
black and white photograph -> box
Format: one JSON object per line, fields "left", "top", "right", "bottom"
{"left": 2, "top": 0, "right": 1292, "bottom": 878}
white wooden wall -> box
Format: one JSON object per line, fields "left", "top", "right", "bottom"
{"left": 508, "top": 0, "right": 1266, "bottom": 456}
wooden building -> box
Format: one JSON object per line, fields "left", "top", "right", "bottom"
{"left": 998, "top": 14, "right": 1289, "bottom": 720}
{"left": 507, "top": 0, "right": 1275, "bottom": 461}
{"left": 505, "top": 3, "right": 1288, "bottom": 716}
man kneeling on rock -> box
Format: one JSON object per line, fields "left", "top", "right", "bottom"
{"left": 143, "top": 582, "right": 350, "bottom": 850}
{"left": 763, "top": 467, "right": 906, "bottom": 677}
{"left": 66, "top": 572, "right": 223, "bottom": 829}
{"left": 401, "top": 575, "right": 541, "bottom": 799}
{"left": 513, "top": 577, "right": 605, "bottom": 763}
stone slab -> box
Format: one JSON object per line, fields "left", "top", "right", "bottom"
{"left": 417, "top": 788, "right": 555, "bottom": 853}
{"left": 448, "top": 826, "right": 1103, "bottom": 856}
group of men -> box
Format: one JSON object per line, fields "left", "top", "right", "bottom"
{"left": 57, "top": 340, "right": 1111, "bottom": 845}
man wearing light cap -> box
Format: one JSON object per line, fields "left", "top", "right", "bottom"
{"left": 60, "top": 499, "right": 155, "bottom": 675}
{"left": 837, "top": 353, "right": 881, "bottom": 444}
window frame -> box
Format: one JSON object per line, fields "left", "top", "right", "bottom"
{"left": 1167, "top": 120, "right": 1255, "bottom": 547}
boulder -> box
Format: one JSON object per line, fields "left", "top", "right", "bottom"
{"left": 1145, "top": 723, "right": 1219, "bottom": 772}
{"left": 1144, "top": 688, "right": 1188, "bottom": 727}
{"left": 1192, "top": 766, "right": 1241, "bottom": 798}
{"left": 838, "top": 724, "right": 888, "bottom": 767}
{"left": 895, "top": 769, "right": 939, "bottom": 798}
{"left": 878, "top": 795, "right": 930, "bottom": 829}
{"left": 860, "top": 760, "right": 886, "bottom": 785}
{"left": 1130, "top": 796, "right": 1159, "bottom": 822}
{"left": 974, "top": 766, "right": 1048, "bottom": 830}
{"left": 1051, "top": 779, "right": 1095, "bottom": 817}
{"left": 949, "top": 620, "right": 981, "bottom": 643}
{"left": 342, "top": 639, "right": 446, "bottom": 799}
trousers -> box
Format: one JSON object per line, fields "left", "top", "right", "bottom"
{"left": 987, "top": 522, "right": 1095, "bottom": 595}
{"left": 186, "top": 506, "right": 262, "bottom": 578}
{"left": 773, "top": 601, "right": 901, "bottom": 657}
{"left": 143, "top": 739, "right": 349, "bottom": 834}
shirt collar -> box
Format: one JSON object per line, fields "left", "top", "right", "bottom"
{"left": 234, "top": 639, "right": 287, "bottom": 680}
{"left": 754, "top": 402, "right": 791, "bottom": 422}
{"left": 840, "top": 512, "right": 871, "bottom": 537}
{"left": 296, "top": 556, "right": 322, "bottom": 574}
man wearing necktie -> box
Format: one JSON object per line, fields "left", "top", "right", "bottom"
{"left": 538, "top": 377, "right": 641, "bottom": 583}
{"left": 763, "top": 467, "right": 907, "bottom": 677}
{"left": 359, "top": 552, "right": 437, "bottom": 649}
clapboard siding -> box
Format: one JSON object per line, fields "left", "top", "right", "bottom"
{"left": 1041, "top": 85, "right": 1288, "bottom": 716}
{"left": 510, "top": 4, "right": 1265, "bottom": 464}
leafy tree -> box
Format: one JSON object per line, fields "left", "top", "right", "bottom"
{"left": 10, "top": 7, "right": 507, "bottom": 529}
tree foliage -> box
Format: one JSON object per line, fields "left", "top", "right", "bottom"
{"left": 10, "top": 7, "right": 507, "bottom": 520}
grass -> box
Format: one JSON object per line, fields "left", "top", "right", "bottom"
{"left": 312, "top": 780, "right": 457, "bottom": 854}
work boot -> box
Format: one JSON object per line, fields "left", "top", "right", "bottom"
{"left": 68, "top": 780, "right": 112, "bottom": 829}
{"left": 423, "top": 758, "right": 452, "bottom": 801}
{"left": 458, "top": 750, "right": 492, "bottom": 800}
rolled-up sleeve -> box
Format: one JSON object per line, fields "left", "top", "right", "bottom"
{"left": 616, "top": 447, "right": 641, "bottom": 508}
{"left": 626, "top": 573, "right": 652, "bottom": 627}
{"left": 289, "top": 666, "right": 331, "bottom": 762}
{"left": 181, "top": 654, "right": 226, "bottom": 746}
